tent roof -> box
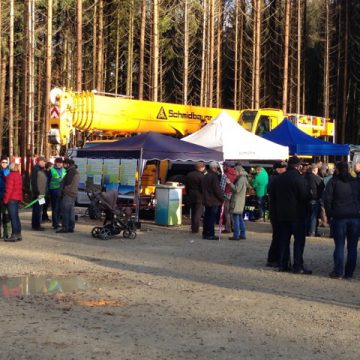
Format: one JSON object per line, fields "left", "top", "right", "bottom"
{"left": 76, "top": 132, "right": 223, "bottom": 161}
{"left": 262, "top": 119, "right": 349, "bottom": 156}
{"left": 182, "top": 111, "right": 289, "bottom": 160}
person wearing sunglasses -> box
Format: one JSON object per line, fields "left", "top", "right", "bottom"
{"left": 0, "top": 156, "right": 11, "bottom": 239}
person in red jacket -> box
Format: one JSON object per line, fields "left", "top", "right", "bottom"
{"left": 223, "top": 162, "right": 237, "bottom": 233}
{"left": 3, "top": 163, "right": 23, "bottom": 242}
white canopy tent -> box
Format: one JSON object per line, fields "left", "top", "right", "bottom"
{"left": 182, "top": 111, "right": 289, "bottom": 160}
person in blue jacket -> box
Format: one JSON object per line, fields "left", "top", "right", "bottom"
{"left": 0, "top": 155, "right": 11, "bottom": 239}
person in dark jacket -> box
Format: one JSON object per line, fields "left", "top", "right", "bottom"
{"left": 0, "top": 155, "right": 11, "bottom": 239}
{"left": 324, "top": 161, "right": 360, "bottom": 279}
{"left": 3, "top": 163, "right": 23, "bottom": 242}
{"left": 185, "top": 161, "right": 205, "bottom": 233}
{"left": 266, "top": 161, "right": 287, "bottom": 267}
{"left": 48, "top": 158, "right": 66, "bottom": 229}
{"left": 42, "top": 161, "right": 53, "bottom": 222}
{"left": 202, "top": 161, "right": 223, "bottom": 240}
{"left": 270, "top": 156, "right": 312, "bottom": 274}
{"left": 56, "top": 159, "right": 80, "bottom": 233}
{"left": 305, "top": 164, "right": 325, "bottom": 237}
{"left": 31, "top": 156, "right": 47, "bottom": 231}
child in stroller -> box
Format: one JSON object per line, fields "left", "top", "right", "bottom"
{"left": 87, "top": 189, "right": 137, "bottom": 240}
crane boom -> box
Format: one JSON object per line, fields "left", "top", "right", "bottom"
{"left": 48, "top": 89, "right": 241, "bottom": 146}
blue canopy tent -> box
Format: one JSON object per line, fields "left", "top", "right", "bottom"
{"left": 262, "top": 119, "right": 349, "bottom": 156}
{"left": 77, "top": 132, "right": 223, "bottom": 221}
{"left": 77, "top": 131, "right": 223, "bottom": 161}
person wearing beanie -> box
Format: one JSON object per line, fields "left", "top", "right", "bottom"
{"left": 324, "top": 161, "right": 360, "bottom": 279}
{"left": 226, "top": 165, "right": 248, "bottom": 240}
{"left": 0, "top": 155, "right": 11, "bottom": 239}
{"left": 185, "top": 161, "right": 206, "bottom": 233}
{"left": 31, "top": 156, "right": 47, "bottom": 231}
{"left": 42, "top": 161, "right": 53, "bottom": 223}
{"left": 48, "top": 157, "right": 66, "bottom": 229}
{"left": 201, "top": 161, "right": 223, "bottom": 240}
{"left": 56, "top": 158, "right": 79, "bottom": 233}
{"left": 270, "top": 156, "right": 312, "bottom": 274}
{"left": 222, "top": 162, "right": 237, "bottom": 234}
{"left": 252, "top": 165, "right": 269, "bottom": 222}
{"left": 3, "top": 163, "right": 23, "bottom": 241}
{"left": 266, "top": 161, "right": 287, "bottom": 267}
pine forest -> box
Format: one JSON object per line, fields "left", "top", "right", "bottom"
{"left": 0, "top": 0, "right": 359, "bottom": 158}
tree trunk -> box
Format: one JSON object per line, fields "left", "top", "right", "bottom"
{"left": 215, "top": 0, "right": 223, "bottom": 108}
{"left": 93, "top": 3, "right": 97, "bottom": 90}
{"left": 97, "top": 0, "right": 104, "bottom": 92}
{"left": 254, "top": 0, "right": 261, "bottom": 109}
{"left": 234, "top": 0, "right": 239, "bottom": 108}
{"left": 208, "top": 0, "right": 215, "bottom": 107}
{"left": 27, "top": 0, "right": 35, "bottom": 156}
{"left": 115, "top": 8, "right": 120, "bottom": 95}
{"left": 9, "top": 0, "right": 15, "bottom": 156}
{"left": 126, "top": 0, "right": 134, "bottom": 97}
{"left": 296, "top": 0, "right": 302, "bottom": 114}
{"left": 183, "top": 0, "right": 189, "bottom": 105}
{"left": 282, "top": 0, "right": 290, "bottom": 114}
{"left": 138, "top": 0, "right": 146, "bottom": 100}
{"left": 341, "top": 1, "right": 348, "bottom": 144}
{"left": 152, "top": 0, "right": 159, "bottom": 101}
{"left": 76, "top": 0, "right": 82, "bottom": 92}
{"left": 0, "top": 0, "right": 2, "bottom": 152}
{"left": 0, "top": 58, "right": 6, "bottom": 154}
{"left": 200, "top": 0, "right": 208, "bottom": 107}
{"left": 323, "top": 0, "right": 330, "bottom": 118}
{"left": 44, "top": 0, "right": 52, "bottom": 157}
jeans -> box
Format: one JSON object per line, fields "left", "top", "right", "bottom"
{"left": 307, "top": 200, "right": 320, "bottom": 235}
{"left": 61, "top": 195, "right": 76, "bottom": 231}
{"left": 232, "top": 213, "right": 245, "bottom": 239}
{"left": 203, "top": 206, "right": 218, "bottom": 238}
{"left": 332, "top": 218, "right": 360, "bottom": 277}
{"left": 278, "top": 220, "right": 306, "bottom": 270}
{"left": 7, "top": 200, "right": 21, "bottom": 234}
{"left": 32, "top": 200, "right": 43, "bottom": 229}
{"left": 50, "top": 190, "right": 62, "bottom": 228}
{"left": 257, "top": 196, "right": 265, "bottom": 219}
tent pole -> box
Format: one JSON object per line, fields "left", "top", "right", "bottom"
{"left": 135, "top": 148, "right": 144, "bottom": 223}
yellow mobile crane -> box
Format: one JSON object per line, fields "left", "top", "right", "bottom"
{"left": 48, "top": 89, "right": 335, "bottom": 147}
{"left": 48, "top": 88, "right": 242, "bottom": 146}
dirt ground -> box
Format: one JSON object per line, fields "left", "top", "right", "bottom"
{"left": 0, "top": 210, "right": 359, "bottom": 360}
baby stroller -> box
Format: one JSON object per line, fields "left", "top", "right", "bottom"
{"left": 87, "top": 189, "right": 137, "bottom": 240}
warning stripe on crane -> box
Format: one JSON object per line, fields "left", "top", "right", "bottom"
{"left": 50, "top": 106, "right": 60, "bottom": 118}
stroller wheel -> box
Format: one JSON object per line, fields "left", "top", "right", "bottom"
{"left": 99, "top": 227, "right": 113, "bottom": 240}
{"left": 123, "top": 230, "right": 137, "bottom": 239}
{"left": 91, "top": 226, "right": 102, "bottom": 238}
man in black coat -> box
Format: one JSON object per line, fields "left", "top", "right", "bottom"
{"left": 202, "top": 162, "right": 224, "bottom": 240}
{"left": 270, "top": 156, "right": 312, "bottom": 274}
{"left": 185, "top": 161, "right": 205, "bottom": 233}
{"left": 305, "top": 164, "right": 325, "bottom": 236}
{"left": 266, "top": 161, "right": 287, "bottom": 267}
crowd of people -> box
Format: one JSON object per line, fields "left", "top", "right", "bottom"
{"left": 0, "top": 156, "right": 80, "bottom": 242}
{"left": 1, "top": 152, "right": 359, "bottom": 279}
{"left": 186, "top": 157, "right": 360, "bottom": 279}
